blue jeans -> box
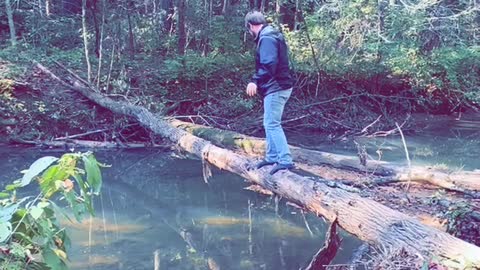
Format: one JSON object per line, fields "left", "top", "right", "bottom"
{"left": 263, "top": 89, "right": 293, "bottom": 165}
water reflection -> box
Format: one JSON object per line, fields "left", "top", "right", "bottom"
{"left": 288, "top": 113, "right": 480, "bottom": 170}
{"left": 0, "top": 147, "right": 362, "bottom": 270}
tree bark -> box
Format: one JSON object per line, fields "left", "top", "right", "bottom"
{"left": 294, "top": 0, "right": 300, "bottom": 31}
{"left": 275, "top": 0, "right": 281, "bottom": 26}
{"left": 96, "top": 0, "right": 105, "bottom": 88}
{"left": 167, "top": 119, "right": 480, "bottom": 193}
{"left": 38, "top": 0, "right": 44, "bottom": 16}
{"left": 177, "top": 0, "right": 186, "bottom": 55}
{"left": 5, "top": 0, "right": 17, "bottom": 47}
{"left": 45, "top": 0, "right": 51, "bottom": 16}
{"left": 89, "top": 0, "right": 101, "bottom": 58}
{"left": 127, "top": 12, "right": 136, "bottom": 60}
{"left": 34, "top": 62, "right": 480, "bottom": 266}
{"left": 222, "top": 0, "right": 228, "bottom": 15}
{"left": 82, "top": 0, "right": 92, "bottom": 82}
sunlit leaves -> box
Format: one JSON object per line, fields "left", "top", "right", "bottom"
{"left": 0, "top": 221, "right": 12, "bottom": 242}
{"left": 21, "top": 156, "right": 58, "bottom": 187}
{"left": 82, "top": 154, "right": 102, "bottom": 194}
{"left": 0, "top": 152, "right": 103, "bottom": 269}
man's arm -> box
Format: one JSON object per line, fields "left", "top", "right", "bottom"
{"left": 251, "top": 36, "right": 278, "bottom": 86}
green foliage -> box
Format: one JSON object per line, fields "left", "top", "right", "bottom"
{"left": 0, "top": 152, "right": 103, "bottom": 269}
{"left": 2, "top": 0, "right": 479, "bottom": 121}
{"left": 23, "top": 15, "right": 81, "bottom": 50}
{"left": 161, "top": 52, "right": 251, "bottom": 87}
{"left": 281, "top": 0, "right": 480, "bottom": 110}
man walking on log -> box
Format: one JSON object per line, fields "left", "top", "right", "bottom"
{"left": 245, "top": 11, "right": 294, "bottom": 175}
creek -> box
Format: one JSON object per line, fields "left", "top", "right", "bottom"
{"left": 1, "top": 113, "right": 478, "bottom": 269}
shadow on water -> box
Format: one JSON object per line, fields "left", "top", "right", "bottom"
{"left": 0, "top": 147, "right": 362, "bottom": 270}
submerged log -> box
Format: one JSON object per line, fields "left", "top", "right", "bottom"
{"left": 169, "top": 119, "right": 480, "bottom": 193}
{"left": 304, "top": 219, "right": 341, "bottom": 270}
{"left": 36, "top": 62, "right": 480, "bottom": 265}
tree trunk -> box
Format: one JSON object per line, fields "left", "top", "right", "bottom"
{"left": 297, "top": 9, "right": 321, "bottom": 96}
{"left": 294, "top": 0, "right": 300, "bottom": 31}
{"left": 82, "top": 0, "right": 92, "bottom": 82}
{"left": 167, "top": 119, "right": 480, "bottom": 193}
{"left": 202, "top": 0, "right": 211, "bottom": 56}
{"left": 127, "top": 12, "right": 136, "bottom": 60}
{"left": 96, "top": 0, "right": 105, "bottom": 89}
{"left": 275, "top": 0, "right": 281, "bottom": 26}
{"left": 38, "top": 0, "right": 43, "bottom": 16}
{"left": 89, "top": 0, "right": 101, "bottom": 58}
{"left": 34, "top": 62, "right": 480, "bottom": 266}
{"left": 222, "top": 0, "right": 228, "bottom": 15}
{"left": 5, "top": 0, "right": 16, "bottom": 47}
{"left": 177, "top": 0, "right": 186, "bottom": 55}
{"left": 45, "top": 0, "right": 51, "bottom": 16}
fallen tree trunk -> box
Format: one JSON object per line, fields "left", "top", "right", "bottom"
{"left": 168, "top": 119, "right": 480, "bottom": 193}
{"left": 11, "top": 138, "right": 171, "bottom": 149}
{"left": 35, "top": 62, "right": 480, "bottom": 266}
{"left": 169, "top": 119, "right": 393, "bottom": 175}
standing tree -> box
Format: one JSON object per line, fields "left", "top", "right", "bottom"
{"left": 96, "top": 0, "right": 106, "bottom": 89}
{"left": 5, "top": 0, "right": 17, "bottom": 46}
{"left": 177, "top": 0, "right": 186, "bottom": 55}
{"left": 82, "top": 0, "right": 92, "bottom": 82}
{"left": 46, "top": 0, "right": 52, "bottom": 16}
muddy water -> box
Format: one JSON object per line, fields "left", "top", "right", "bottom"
{"left": 0, "top": 147, "right": 362, "bottom": 270}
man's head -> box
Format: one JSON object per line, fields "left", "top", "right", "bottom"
{"left": 245, "top": 11, "right": 267, "bottom": 38}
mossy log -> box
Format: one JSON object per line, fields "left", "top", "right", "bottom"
{"left": 168, "top": 119, "right": 480, "bottom": 194}
{"left": 36, "top": 62, "right": 480, "bottom": 266}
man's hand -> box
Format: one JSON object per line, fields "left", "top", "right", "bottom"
{"left": 246, "top": 83, "right": 257, "bottom": 97}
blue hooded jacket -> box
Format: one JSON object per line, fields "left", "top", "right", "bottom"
{"left": 251, "top": 25, "right": 294, "bottom": 97}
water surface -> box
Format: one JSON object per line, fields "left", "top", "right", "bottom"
{"left": 0, "top": 146, "right": 362, "bottom": 270}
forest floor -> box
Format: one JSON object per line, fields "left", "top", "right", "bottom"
{"left": 1, "top": 60, "right": 480, "bottom": 269}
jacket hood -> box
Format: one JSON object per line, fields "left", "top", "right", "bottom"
{"left": 255, "top": 25, "right": 281, "bottom": 42}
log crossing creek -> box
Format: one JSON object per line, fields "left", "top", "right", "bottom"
{"left": 16, "top": 63, "right": 480, "bottom": 268}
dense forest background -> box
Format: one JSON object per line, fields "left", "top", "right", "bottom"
{"left": 1, "top": 2, "right": 480, "bottom": 269}
{"left": 1, "top": 0, "right": 479, "bottom": 140}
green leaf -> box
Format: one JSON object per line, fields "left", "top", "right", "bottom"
{"left": 82, "top": 155, "right": 102, "bottom": 193}
{"left": 63, "top": 191, "right": 85, "bottom": 222}
{"left": 21, "top": 156, "right": 58, "bottom": 187}
{"left": 73, "top": 174, "right": 93, "bottom": 214}
{"left": 0, "top": 204, "right": 19, "bottom": 222}
{"left": 40, "top": 165, "right": 66, "bottom": 198}
{"left": 43, "top": 248, "right": 68, "bottom": 270}
{"left": 53, "top": 248, "right": 67, "bottom": 261}
{"left": 30, "top": 206, "right": 44, "bottom": 220}
{"left": 0, "top": 221, "right": 12, "bottom": 242}
{"left": 0, "top": 192, "right": 10, "bottom": 199}
{"left": 48, "top": 201, "right": 73, "bottom": 224}
{"left": 11, "top": 231, "right": 35, "bottom": 245}
{"left": 38, "top": 201, "right": 50, "bottom": 208}
{"left": 5, "top": 183, "right": 21, "bottom": 191}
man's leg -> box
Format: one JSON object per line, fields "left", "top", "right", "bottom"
{"left": 258, "top": 93, "right": 278, "bottom": 168}
{"left": 264, "top": 90, "right": 293, "bottom": 174}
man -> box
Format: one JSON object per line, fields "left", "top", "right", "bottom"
{"left": 245, "top": 11, "right": 294, "bottom": 175}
